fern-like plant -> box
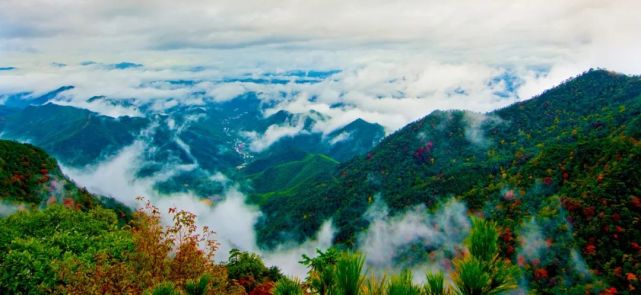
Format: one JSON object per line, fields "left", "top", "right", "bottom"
{"left": 362, "top": 273, "right": 388, "bottom": 295}
{"left": 452, "top": 218, "right": 519, "bottom": 295}
{"left": 424, "top": 271, "right": 449, "bottom": 295}
{"left": 388, "top": 269, "right": 421, "bottom": 295}
{"left": 452, "top": 258, "right": 490, "bottom": 295}
{"left": 273, "top": 277, "right": 304, "bottom": 295}
{"left": 467, "top": 218, "right": 499, "bottom": 262}
{"left": 333, "top": 252, "right": 366, "bottom": 295}
{"left": 184, "top": 273, "right": 212, "bottom": 295}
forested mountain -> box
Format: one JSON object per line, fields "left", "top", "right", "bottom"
{"left": 0, "top": 104, "right": 147, "bottom": 166}
{"left": 255, "top": 69, "right": 641, "bottom": 292}
{"left": 2, "top": 69, "right": 641, "bottom": 294}
{"left": 0, "top": 139, "right": 129, "bottom": 216}
{"left": 0, "top": 92, "right": 384, "bottom": 197}
{"left": 0, "top": 142, "right": 519, "bottom": 294}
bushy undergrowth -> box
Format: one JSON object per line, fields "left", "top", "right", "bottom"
{"left": 0, "top": 201, "right": 520, "bottom": 295}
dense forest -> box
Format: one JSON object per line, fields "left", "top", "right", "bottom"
{"left": 0, "top": 139, "right": 519, "bottom": 294}
{"left": 1, "top": 69, "right": 641, "bottom": 294}
{"left": 252, "top": 69, "right": 641, "bottom": 293}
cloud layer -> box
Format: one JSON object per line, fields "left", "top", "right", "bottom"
{"left": 1, "top": 1, "right": 640, "bottom": 74}
{"left": 60, "top": 140, "right": 335, "bottom": 277}
{"left": 3, "top": 1, "right": 640, "bottom": 134}
{"left": 0, "top": 60, "right": 590, "bottom": 136}
{"left": 358, "top": 195, "right": 470, "bottom": 274}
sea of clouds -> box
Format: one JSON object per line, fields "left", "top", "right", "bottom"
{"left": 59, "top": 138, "right": 472, "bottom": 278}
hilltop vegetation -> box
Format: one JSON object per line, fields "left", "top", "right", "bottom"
{"left": 0, "top": 194, "right": 520, "bottom": 294}
{"left": 0, "top": 141, "right": 519, "bottom": 294}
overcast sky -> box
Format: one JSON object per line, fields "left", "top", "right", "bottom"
{"left": 0, "top": 0, "right": 638, "bottom": 70}
{"left": 1, "top": 0, "right": 640, "bottom": 131}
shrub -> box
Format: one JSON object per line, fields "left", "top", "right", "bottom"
{"left": 273, "top": 277, "right": 303, "bottom": 295}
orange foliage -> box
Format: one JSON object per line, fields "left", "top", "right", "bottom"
{"left": 585, "top": 244, "right": 597, "bottom": 255}
{"left": 601, "top": 287, "right": 617, "bottom": 295}
{"left": 56, "top": 197, "right": 238, "bottom": 294}
{"left": 56, "top": 253, "right": 138, "bottom": 294}
{"left": 533, "top": 268, "right": 548, "bottom": 280}
{"left": 250, "top": 281, "right": 275, "bottom": 295}
{"left": 63, "top": 198, "right": 75, "bottom": 209}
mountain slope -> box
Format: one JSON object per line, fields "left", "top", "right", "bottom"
{"left": 0, "top": 104, "right": 148, "bottom": 166}
{"left": 0, "top": 91, "right": 384, "bottom": 198}
{"left": 0, "top": 139, "right": 129, "bottom": 216}
{"left": 255, "top": 69, "right": 641, "bottom": 292}
{"left": 246, "top": 153, "right": 339, "bottom": 205}
{"left": 256, "top": 69, "right": 641, "bottom": 240}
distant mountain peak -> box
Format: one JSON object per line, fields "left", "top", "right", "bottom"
{"left": 109, "top": 62, "right": 143, "bottom": 70}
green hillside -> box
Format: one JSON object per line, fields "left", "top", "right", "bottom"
{"left": 0, "top": 104, "right": 148, "bottom": 166}
{"left": 255, "top": 69, "right": 641, "bottom": 292}
{"left": 246, "top": 153, "right": 339, "bottom": 204}
{"left": 0, "top": 139, "right": 129, "bottom": 216}
{"left": 2, "top": 69, "right": 641, "bottom": 293}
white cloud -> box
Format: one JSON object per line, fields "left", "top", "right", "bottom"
{"left": 0, "top": 58, "right": 618, "bottom": 136}
{"left": 60, "top": 140, "right": 335, "bottom": 277}
{"left": 0, "top": 1, "right": 639, "bottom": 74}
{"left": 462, "top": 112, "right": 504, "bottom": 147}
{"left": 243, "top": 119, "right": 308, "bottom": 152}
{"left": 200, "top": 81, "right": 247, "bottom": 102}
{"left": 2, "top": 0, "right": 639, "bottom": 135}
{"left": 358, "top": 195, "right": 470, "bottom": 272}
{"left": 263, "top": 220, "right": 335, "bottom": 276}
{"left": 328, "top": 131, "right": 352, "bottom": 145}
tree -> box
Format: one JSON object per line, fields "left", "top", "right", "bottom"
{"left": 452, "top": 218, "right": 519, "bottom": 295}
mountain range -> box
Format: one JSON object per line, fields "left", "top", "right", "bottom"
{"left": 0, "top": 89, "right": 385, "bottom": 198}
{"left": 1, "top": 68, "right": 641, "bottom": 293}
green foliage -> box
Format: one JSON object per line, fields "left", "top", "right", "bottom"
{"left": 300, "top": 249, "right": 367, "bottom": 295}
{"left": 453, "top": 218, "right": 519, "bottom": 295}
{"left": 466, "top": 218, "right": 499, "bottom": 262}
{"left": 333, "top": 252, "right": 366, "bottom": 295}
{"left": 225, "top": 248, "right": 283, "bottom": 293}
{"left": 388, "top": 269, "right": 422, "bottom": 295}
{"left": 300, "top": 248, "right": 340, "bottom": 295}
{"left": 363, "top": 273, "right": 388, "bottom": 295}
{"left": 0, "top": 139, "right": 57, "bottom": 203}
{"left": 424, "top": 272, "right": 447, "bottom": 295}
{"left": 0, "top": 104, "right": 147, "bottom": 167}
{"left": 247, "top": 153, "right": 339, "bottom": 205}
{"left": 256, "top": 69, "right": 641, "bottom": 249}
{"left": 0, "top": 205, "right": 133, "bottom": 293}
{"left": 184, "top": 273, "right": 212, "bottom": 295}
{"left": 487, "top": 134, "right": 641, "bottom": 293}
{"left": 146, "top": 281, "right": 180, "bottom": 295}
{"left": 453, "top": 258, "right": 490, "bottom": 295}
{"left": 226, "top": 248, "right": 283, "bottom": 283}
{"left": 0, "top": 139, "right": 131, "bottom": 220}
{"left": 255, "top": 69, "right": 641, "bottom": 293}
{"left": 273, "top": 277, "right": 304, "bottom": 295}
